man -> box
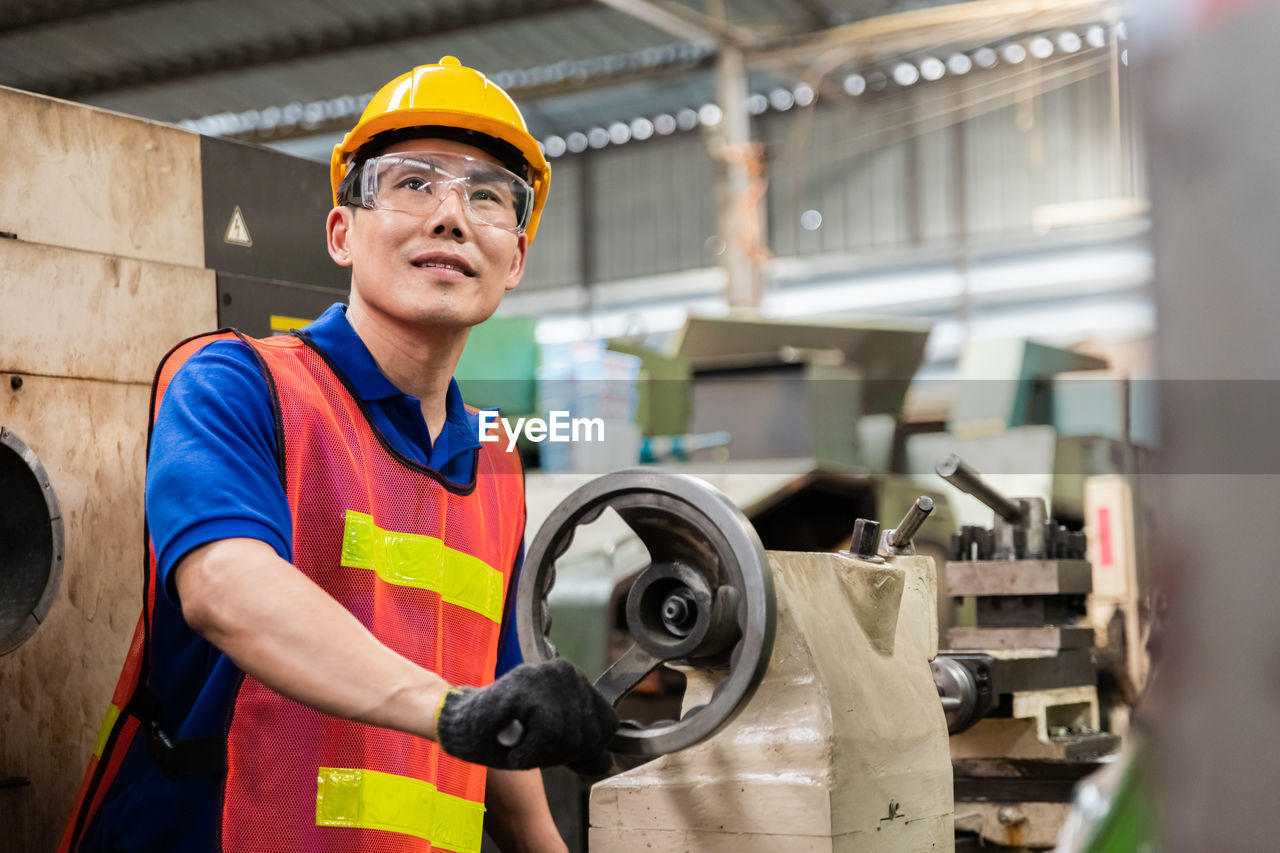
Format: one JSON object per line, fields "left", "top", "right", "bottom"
{"left": 61, "top": 56, "right": 617, "bottom": 853}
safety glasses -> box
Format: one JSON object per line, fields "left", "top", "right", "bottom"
{"left": 343, "top": 150, "right": 534, "bottom": 235}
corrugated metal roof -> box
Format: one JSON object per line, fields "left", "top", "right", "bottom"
{"left": 0, "top": 0, "right": 1113, "bottom": 157}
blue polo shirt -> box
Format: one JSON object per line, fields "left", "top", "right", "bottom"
{"left": 80, "top": 303, "right": 524, "bottom": 851}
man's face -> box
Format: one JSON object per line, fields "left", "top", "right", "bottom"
{"left": 326, "top": 137, "right": 528, "bottom": 331}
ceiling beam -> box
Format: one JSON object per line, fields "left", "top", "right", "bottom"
{"left": 18, "top": 0, "right": 595, "bottom": 100}
{"left": 756, "top": 0, "right": 1114, "bottom": 70}
{"left": 592, "top": 0, "right": 755, "bottom": 49}
{"left": 788, "top": 0, "right": 838, "bottom": 30}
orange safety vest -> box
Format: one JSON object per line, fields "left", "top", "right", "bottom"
{"left": 60, "top": 330, "right": 525, "bottom": 853}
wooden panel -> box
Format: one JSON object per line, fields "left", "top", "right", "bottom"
{"left": 0, "top": 239, "right": 217, "bottom": 383}
{"left": 0, "top": 86, "right": 204, "bottom": 268}
{"left": 0, "top": 374, "right": 151, "bottom": 853}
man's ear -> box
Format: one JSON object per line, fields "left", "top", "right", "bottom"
{"left": 326, "top": 207, "right": 355, "bottom": 267}
{"left": 504, "top": 234, "right": 528, "bottom": 292}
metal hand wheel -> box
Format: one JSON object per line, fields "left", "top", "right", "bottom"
{"left": 517, "top": 469, "right": 776, "bottom": 757}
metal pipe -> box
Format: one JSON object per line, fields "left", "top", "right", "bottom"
{"left": 935, "top": 454, "right": 1024, "bottom": 523}
{"left": 886, "top": 495, "right": 934, "bottom": 549}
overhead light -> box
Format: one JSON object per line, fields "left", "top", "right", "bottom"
{"left": 867, "top": 70, "right": 888, "bottom": 91}
{"left": 793, "top": 84, "right": 815, "bottom": 106}
{"left": 654, "top": 113, "right": 677, "bottom": 135}
{"left": 698, "top": 103, "right": 723, "bottom": 126}
{"left": 1121, "top": 48, "right": 1129, "bottom": 66}
{"left": 747, "top": 93, "right": 769, "bottom": 114}
{"left": 608, "top": 121, "right": 631, "bottom": 145}
{"left": 587, "top": 127, "right": 610, "bottom": 148}
{"left": 1085, "top": 25, "right": 1107, "bottom": 49}
{"left": 769, "top": 88, "right": 795, "bottom": 110}
{"left": 947, "top": 53, "right": 973, "bottom": 75}
{"left": 1001, "top": 43, "right": 1028, "bottom": 64}
{"left": 920, "top": 56, "right": 946, "bottom": 81}
{"left": 676, "top": 108, "right": 699, "bottom": 130}
{"left": 973, "top": 47, "right": 998, "bottom": 68}
{"left": 1057, "top": 31, "right": 1083, "bottom": 53}
{"left": 843, "top": 73, "right": 867, "bottom": 95}
{"left": 631, "top": 117, "right": 654, "bottom": 141}
{"left": 800, "top": 209, "right": 823, "bottom": 231}
{"left": 893, "top": 62, "right": 920, "bottom": 86}
{"left": 544, "top": 135, "right": 567, "bottom": 157}
{"left": 566, "top": 132, "right": 588, "bottom": 153}
{"left": 1028, "top": 36, "right": 1054, "bottom": 59}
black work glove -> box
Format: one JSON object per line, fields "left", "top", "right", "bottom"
{"left": 436, "top": 659, "right": 618, "bottom": 775}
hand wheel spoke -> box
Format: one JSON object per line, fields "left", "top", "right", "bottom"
{"left": 519, "top": 469, "right": 775, "bottom": 758}
{"left": 595, "top": 642, "right": 664, "bottom": 706}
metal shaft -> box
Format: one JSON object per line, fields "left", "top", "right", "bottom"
{"left": 886, "top": 496, "right": 934, "bottom": 548}
{"left": 935, "top": 454, "right": 1024, "bottom": 523}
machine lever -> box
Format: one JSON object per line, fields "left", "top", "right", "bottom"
{"left": 886, "top": 496, "right": 934, "bottom": 549}
{"left": 935, "top": 455, "right": 1024, "bottom": 523}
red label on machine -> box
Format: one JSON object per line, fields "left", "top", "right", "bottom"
{"left": 1096, "top": 506, "right": 1114, "bottom": 569}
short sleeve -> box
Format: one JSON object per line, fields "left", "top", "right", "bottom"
{"left": 146, "top": 339, "right": 293, "bottom": 605}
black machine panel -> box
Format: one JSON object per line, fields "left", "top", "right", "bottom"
{"left": 216, "top": 272, "right": 346, "bottom": 339}
{"left": 200, "top": 135, "right": 348, "bottom": 291}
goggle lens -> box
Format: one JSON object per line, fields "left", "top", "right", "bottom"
{"left": 354, "top": 152, "right": 533, "bottom": 234}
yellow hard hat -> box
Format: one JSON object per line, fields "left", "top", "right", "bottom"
{"left": 331, "top": 56, "right": 551, "bottom": 241}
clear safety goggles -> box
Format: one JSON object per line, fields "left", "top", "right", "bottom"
{"left": 343, "top": 150, "right": 534, "bottom": 235}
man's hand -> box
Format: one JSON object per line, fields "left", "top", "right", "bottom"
{"left": 437, "top": 660, "right": 618, "bottom": 774}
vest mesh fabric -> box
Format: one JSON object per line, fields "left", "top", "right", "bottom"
{"left": 60, "top": 330, "right": 524, "bottom": 853}
{"left": 220, "top": 335, "right": 524, "bottom": 853}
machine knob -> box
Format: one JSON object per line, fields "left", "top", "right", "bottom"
{"left": 849, "top": 518, "right": 881, "bottom": 559}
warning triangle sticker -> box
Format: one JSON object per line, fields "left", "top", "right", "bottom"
{"left": 224, "top": 206, "right": 253, "bottom": 247}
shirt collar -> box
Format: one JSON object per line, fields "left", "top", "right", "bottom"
{"left": 301, "top": 303, "right": 482, "bottom": 453}
{"left": 302, "top": 303, "right": 401, "bottom": 401}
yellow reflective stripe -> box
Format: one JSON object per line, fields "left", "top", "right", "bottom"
{"left": 92, "top": 704, "right": 121, "bottom": 758}
{"left": 431, "top": 791, "right": 488, "bottom": 853}
{"left": 340, "top": 511, "right": 504, "bottom": 623}
{"left": 315, "top": 767, "right": 485, "bottom": 853}
{"left": 269, "top": 314, "right": 314, "bottom": 332}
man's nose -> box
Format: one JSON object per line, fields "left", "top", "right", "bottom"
{"left": 425, "top": 184, "right": 470, "bottom": 237}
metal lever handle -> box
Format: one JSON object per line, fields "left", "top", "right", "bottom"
{"left": 935, "top": 454, "right": 1024, "bottom": 523}
{"left": 886, "top": 496, "right": 934, "bottom": 549}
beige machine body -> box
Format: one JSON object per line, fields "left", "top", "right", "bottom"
{"left": 590, "top": 549, "right": 954, "bottom": 852}
{"left": 0, "top": 86, "right": 215, "bottom": 852}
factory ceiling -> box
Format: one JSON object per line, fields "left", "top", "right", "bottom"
{"left": 0, "top": 0, "right": 1116, "bottom": 158}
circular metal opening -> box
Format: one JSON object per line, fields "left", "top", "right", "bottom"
{"left": 0, "top": 428, "right": 64, "bottom": 654}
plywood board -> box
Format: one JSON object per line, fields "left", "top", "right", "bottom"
{"left": 0, "top": 86, "right": 203, "bottom": 268}
{"left": 0, "top": 239, "right": 216, "bottom": 383}
{"left": 0, "top": 374, "right": 151, "bottom": 853}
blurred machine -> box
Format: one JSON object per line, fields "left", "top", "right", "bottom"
{"left": 930, "top": 456, "right": 1118, "bottom": 850}
{"left": 519, "top": 470, "right": 954, "bottom": 851}
{"left": 676, "top": 314, "right": 930, "bottom": 469}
